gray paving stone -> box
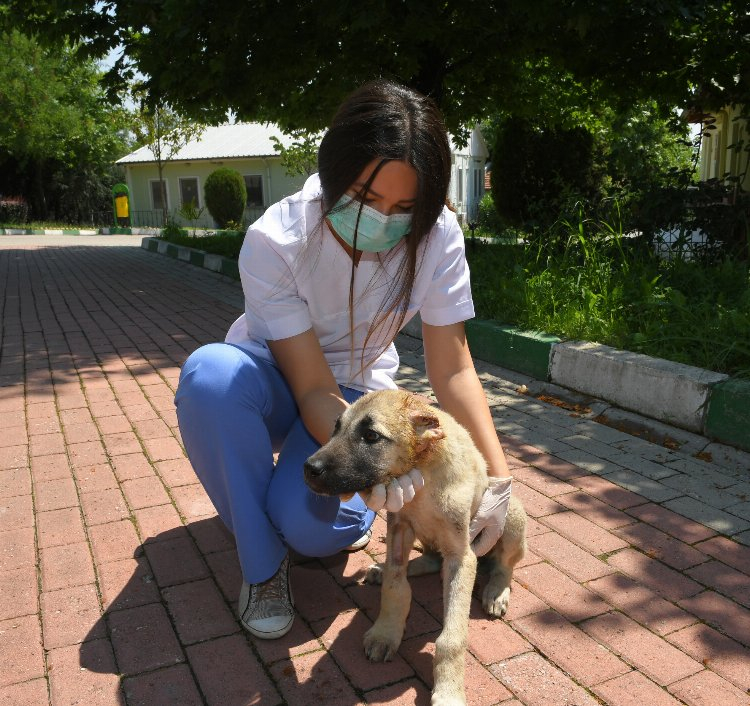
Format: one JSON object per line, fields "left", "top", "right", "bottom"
{"left": 660, "top": 474, "right": 744, "bottom": 509}
{"left": 733, "top": 529, "right": 750, "bottom": 546}
{"left": 699, "top": 442, "right": 750, "bottom": 478}
{"left": 555, "top": 448, "right": 627, "bottom": 476}
{"left": 501, "top": 429, "right": 576, "bottom": 456}
{"left": 558, "top": 434, "right": 619, "bottom": 460}
{"left": 604, "top": 452, "right": 681, "bottom": 481}
{"left": 725, "top": 501, "right": 750, "bottom": 521}
{"left": 568, "top": 419, "right": 634, "bottom": 444}
{"left": 661, "top": 461, "right": 740, "bottom": 489}
{"left": 595, "top": 406, "right": 710, "bottom": 456}
{"left": 663, "top": 497, "right": 750, "bottom": 535}
{"left": 602, "top": 469, "right": 684, "bottom": 503}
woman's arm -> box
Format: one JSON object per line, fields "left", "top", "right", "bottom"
{"left": 267, "top": 329, "right": 348, "bottom": 445}
{"left": 422, "top": 321, "right": 511, "bottom": 478}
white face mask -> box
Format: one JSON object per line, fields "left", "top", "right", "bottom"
{"left": 327, "top": 196, "right": 412, "bottom": 252}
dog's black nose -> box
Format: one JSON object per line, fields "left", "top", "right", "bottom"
{"left": 304, "top": 458, "right": 325, "bottom": 478}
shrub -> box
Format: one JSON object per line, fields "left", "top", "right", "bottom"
{"left": 490, "top": 118, "right": 605, "bottom": 236}
{"left": 0, "top": 195, "right": 29, "bottom": 225}
{"left": 204, "top": 168, "right": 247, "bottom": 229}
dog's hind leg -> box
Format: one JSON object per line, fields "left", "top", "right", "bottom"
{"left": 407, "top": 551, "right": 442, "bottom": 577}
{"left": 363, "top": 517, "right": 415, "bottom": 662}
{"left": 482, "top": 496, "right": 527, "bottom": 617}
{"left": 432, "top": 548, "right": 477, "bottom": 705}
{"left": 367, "top": 549, "right": 442, "bottom": 585}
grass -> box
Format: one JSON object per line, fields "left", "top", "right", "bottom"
{"left": 465, "top": 214, "right": 750, "bottom": 378}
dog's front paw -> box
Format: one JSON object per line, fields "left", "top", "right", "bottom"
{"left": 363, "top": 624, "right": 400, "bottom": 662}
{"left": 482, "top": 583, "right": 511, "bottom": 617}
{"left": 364, "top": 562, "right": 384, "bottom": 585}
{"left": 431, "top": 688, "right": 467, "bottom": 706}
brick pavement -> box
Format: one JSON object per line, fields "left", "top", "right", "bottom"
{"left": 1, "top": 240, "right": 749, "bottom": 705}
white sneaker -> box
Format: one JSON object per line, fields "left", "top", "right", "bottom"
{"left": 238, "top": 554, "right": 294, "bottom": 639}
{"left": 345, "top": 527, "right": 372, "bottom": 552}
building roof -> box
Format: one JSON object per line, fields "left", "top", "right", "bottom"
{"left": 117, "top": 122, "right": 299, "bottom": 165}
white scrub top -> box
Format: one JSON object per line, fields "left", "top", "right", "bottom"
{"left": 225, "top": 173, "right": 474, "bottom": 391}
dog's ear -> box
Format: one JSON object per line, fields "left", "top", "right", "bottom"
{"left": 408, "top": 409, "right": 445, "bottom": 453}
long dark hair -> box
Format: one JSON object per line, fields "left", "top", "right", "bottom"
{"left": 317, "top": 80, "right": 451, "bottom": 379}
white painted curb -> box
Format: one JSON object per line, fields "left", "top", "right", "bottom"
{"left": 550, "top": 341, "right": 728, "bottom": 433}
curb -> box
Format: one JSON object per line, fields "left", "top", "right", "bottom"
{"left": 142, "top": 237, "right": 241, "bottom": 279}
{"left": 0, "top": 227, "right": 159, "bottom": 236}
{"left": 141, "top": 236, "right": 750, "bottom": 453}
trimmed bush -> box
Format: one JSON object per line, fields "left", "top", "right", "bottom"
{"left": 204, "top": 168, "right": 247, "bottom": 228}
{"left": 0, "top": 196, "right": 29, "bottom": 225}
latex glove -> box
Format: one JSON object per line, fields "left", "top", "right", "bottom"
{"left": 469, "top": 476, "right": 513, "bottom": 557}
{"left": 365, "top": 468, "right": 424, "bottom": 512}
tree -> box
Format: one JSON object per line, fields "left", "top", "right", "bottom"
{"left": 5, "top": 1, "right": 748, "bottom": 138}
{"left": 130, "top": 97, "right": 203, "bottom": 225}
{"left": 0, "top": 28, "right": 131, "bottom": 222}
{"left": 270, "top": 130, "right": 321, "bottom": 178}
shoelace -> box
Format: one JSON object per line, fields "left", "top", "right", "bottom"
{"left": 246, "top": 558, "right": 292, "bottom": 619}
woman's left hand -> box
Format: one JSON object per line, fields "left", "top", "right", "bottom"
{"left": 469, "top": 476, "right": 513, "bottom": 556}
{"left": 363, "top": 468, "right": 424, "bottom": 512}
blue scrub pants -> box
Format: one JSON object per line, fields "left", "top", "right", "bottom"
{"left": 174, "top": 342, "right": 375, "bottom": 584}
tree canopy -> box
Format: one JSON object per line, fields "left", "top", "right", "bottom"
{"left": 3, "top": 1, "right": 748, "bottom": 136}
{"left": 0, "top": 27, "right": 131, "bottom": 221}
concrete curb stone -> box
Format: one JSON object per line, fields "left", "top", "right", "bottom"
{"left": 139, "top": 236, "right": 750, "bottom": 456}
{"left": 550, "top": 341, "right": 728, "bottom": 434}
{"left": 0, "top": 227, "right": 159, "bottom": 236}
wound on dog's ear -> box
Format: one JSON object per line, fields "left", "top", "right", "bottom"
{"left": 408, "top": 410, "right": 445, "bottom": 452}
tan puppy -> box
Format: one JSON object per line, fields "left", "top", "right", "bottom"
{"left": 304, "top": 389, "right": 527, "bottom": 706}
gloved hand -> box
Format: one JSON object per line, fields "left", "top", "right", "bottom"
{"left": 364, "top": 468, "right": 425, "bottom": 512}
{"left": 469, "top": 476, "right": 513, "bottom": 557}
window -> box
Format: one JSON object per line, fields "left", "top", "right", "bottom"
{"left": 179, "top": 177, "right": 199, "bottom": 207}
{"left": 150, "top": 180, "right": 168, "bottom": 210}
{"left": 458, "top": 167, "right": 464, "bottom": 204}
{"left": 243, "top": 175, "right": 264, "bottom": 208}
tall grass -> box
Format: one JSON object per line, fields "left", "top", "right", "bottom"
{"left": 466, "top": 208, "right": 750, "bottom": 377}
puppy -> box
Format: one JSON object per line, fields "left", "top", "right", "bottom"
{"left": 304, "top": 389, "right": 527, "bottom": 706}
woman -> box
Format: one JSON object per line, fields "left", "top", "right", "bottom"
{"left": 175, "top": 80, "right": 512, "bottom": 640}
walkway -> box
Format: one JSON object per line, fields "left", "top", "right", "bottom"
{"left": 1, "top": 237, "right": 749, "bottom": 705}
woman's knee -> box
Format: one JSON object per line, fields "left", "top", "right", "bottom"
{"left": 177, "top": 343, "right": 264, "bottom": 411}
{"left": 268, "top": 485, "right": 370, "bottom": 557}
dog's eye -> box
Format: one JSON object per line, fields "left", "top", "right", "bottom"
{"left": 362, "top": 429, "right": 380, "bottom": 444}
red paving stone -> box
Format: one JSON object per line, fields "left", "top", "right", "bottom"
{"left": 586, "top": 572, "right": 697, "bottom": 635}
{"left": 693, "top": 535, "right": 750, "bottom": 575}
{"left": 162, "top": 578, "right": 240, "bottom": 645}
{"left": 0, "top": 614, "right": 45, "bottom": 688}
{"left": 581, "top": 611, "right": 704, "bottom": 686}
{"left": 490, "top": 650, "right": 600, "bottom": 705}
{"left": 122, "top": 664, "right": 203, "bottom": 706}
{"left": 593, "top": 671, "right": 685, "bottom": 706}
{"left": 48, "top": 640, "right": 122, "bottom": 706}
{"left": 0, "top": 679, "right": 49, "bottom": 706}
{"left": 666, "top": 622, "right": 750, "bottom": 692}
{"left": 668, "top": 668, "right": 750, "bottom": 706}
{"left": 511, "top": 608, "right": 630, "bottom": 686}
{"left": 5, "top": 243, "right": 750, "bottom": 704}
{"left": 529, "top": 530, "right": 617, "bottom": 582}
{"left": 187, "top": 633, "right": 283, "bottom": 706}
{"left": 677, "top": 590, "right": 750, "bottom": 648}
{"left": 607, "top": 547, "right": 705, "bottom": 602}
{"left": 516, "top": 562, "right": 609, "bottom": 621}
{"left": 400, "top": 631, "right": 513, "bottom": 705}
